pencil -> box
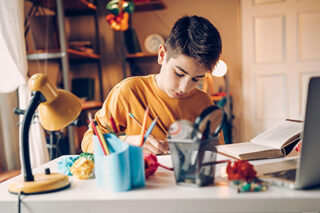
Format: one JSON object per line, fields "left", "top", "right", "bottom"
{"left": 108, "top": 111, "right": 118, "bottom": 136}
{"left": 129, "top": 113, "right": 142, "bottom": 128}
{"left": 201, "top": 159, "right": 230, "bottom": 166}
{"left": 143, "top": 117, "right": 158, "bottom": 143}
{"left": 88, "top": 113, "right": 107, "bottom": 155}
{"left": 139, "top": 106, "right": 150, "bottom": 146}
{"left": 94, "top": 121, "right": 110, "bottom": 155}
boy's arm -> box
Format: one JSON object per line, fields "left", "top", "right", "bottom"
{"left": 81, "top": 127, "right": 94, "bottom": 153}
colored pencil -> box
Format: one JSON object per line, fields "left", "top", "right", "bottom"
{"left": 108, "top": 111, "right": 118, "bottom": 136}
{"left": 129, "top": 113, "right": 142, "bottom": 128}
{"left": 88, "top": 113, "right": 107, "bottom": 155}
{"left": 143, "top": 117, "right": 158, "bottom": 143}
{"left": 94, "top": 121, "right": 110, "bottom": 155}
{"left": 201, "top": 159, "right": 230, "bottom": 167}
{"left": 139, "top": 106, "right": 150, "bottom": 146}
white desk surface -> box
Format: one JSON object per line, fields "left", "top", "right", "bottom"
{"left": 1, "top": 154, "right": 320, "bottom": 213}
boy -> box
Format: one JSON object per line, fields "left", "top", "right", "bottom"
{"left": 81, "top": 15, "right": 222, "bottom": 154}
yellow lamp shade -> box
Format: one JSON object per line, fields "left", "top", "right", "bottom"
{"left": 38, "top": 89, "right": 81, "bottom": 131}
{"left": 28, "top": 73, "right": 82, "bottom": 131}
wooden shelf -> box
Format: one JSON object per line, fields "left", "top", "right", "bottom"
{"left": 27, "top": 49, "right": 100, "bottom": 60}
{"left": 68, "top": 48, "right": 100, "bottom": 60}
{"left": 28, "top": 0, "right": 96, "bottom": 15}
{"left": 81, "top": 100, "right": 103, "bottom": 110}
{"left": 134, "top": 0, "right": 166, "bottom": 12}
{"left": 126, "top": 52, "right": 157, "bottom": 59}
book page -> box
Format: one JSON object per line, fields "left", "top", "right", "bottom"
{"left": 217, "top": 142, "right": 278, "bottom": 160}
{"left": 251, "top": 120, "right": 303, "bottom": 149}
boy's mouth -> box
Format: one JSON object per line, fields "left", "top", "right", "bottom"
{"left": 173, "top": 91, "right": 184, "bottom": 97}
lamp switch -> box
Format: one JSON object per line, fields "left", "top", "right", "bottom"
{"left": 45, "top": 168, "right": 51, "bottom": 175}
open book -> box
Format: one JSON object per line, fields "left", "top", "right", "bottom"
{"left": 217, "top": 120, "right": 303, "bottom": 160}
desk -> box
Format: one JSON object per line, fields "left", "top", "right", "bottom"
{"left": 1, "top": 155, "right": 320, "bottom": 213}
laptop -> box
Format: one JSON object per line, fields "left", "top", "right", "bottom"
{"left": 261, "top": 77, "right": 320, "bottom": 189}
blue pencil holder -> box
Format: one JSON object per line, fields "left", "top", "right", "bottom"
{"left": 93, "top": 134, "right": 145, "bottom": 192}
{"left": 128, "top": 144, "right": 145, "bottom": 188}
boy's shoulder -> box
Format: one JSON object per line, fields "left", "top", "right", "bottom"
{"left": 192, "top": 87, "right": 211, "bottom": 97}
{"left": 115, "top": 75, "right": 154, "bottom": 92}
{"left": 188, "top": 88, "right": 212, "bottom": 104}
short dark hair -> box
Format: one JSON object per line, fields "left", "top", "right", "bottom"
{"left": 165, "top": 15, "right": 222, "bottom": 70}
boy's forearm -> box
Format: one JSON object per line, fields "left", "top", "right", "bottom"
{"left": 81, "top": 129, "right": 94, "bottom": 153}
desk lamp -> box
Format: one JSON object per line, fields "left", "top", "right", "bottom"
{"left": 212, "top": 60, "right": 232, "bottom": 144}
{"left": 8, "top": 73, "right": 81, "bottom": 194}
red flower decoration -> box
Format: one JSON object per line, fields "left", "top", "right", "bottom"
{"left": 226, "top": 160, "right": 257, "bottom": 181}
{"left": 295, "top": 141, "right": 302, "bottom": 152}
{"left": 144, "top": 153, "right": 159, "bottom": 179}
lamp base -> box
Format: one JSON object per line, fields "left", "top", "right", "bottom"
{"left": 8, "top": 173, "right": 70, "bottom": 194}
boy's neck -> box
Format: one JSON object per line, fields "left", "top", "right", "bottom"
{"left": 154, "top": 74, "right": 163, "bottom": 92}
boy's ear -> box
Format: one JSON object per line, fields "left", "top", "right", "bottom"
{"left": 158, "top": 44, "right": 167, "bottom": 65}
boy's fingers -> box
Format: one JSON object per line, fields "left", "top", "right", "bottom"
{"left": 147, "top": 135, "right": 168, "bottom": 154}
{"left": 143, "top": 141, "right": 159, "bottom": 154}
{"left": 124, "top": 134, "right": 168, "bottom": 154}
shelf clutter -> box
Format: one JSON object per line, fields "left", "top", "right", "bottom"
{"left": 25, "top": 0, "right": 103, "bottom": 101}
{"left": 119, "top": 0, "right": 167, "bottom": 76}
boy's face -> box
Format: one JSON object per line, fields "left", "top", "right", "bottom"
{"left": 156, "top": 45, "right": 207, "bottom": 99}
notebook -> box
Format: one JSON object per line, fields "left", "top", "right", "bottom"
{"left": 261, "top": 77, "right": 320, "bottom": 189}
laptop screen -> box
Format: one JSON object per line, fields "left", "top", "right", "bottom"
{"left": 296, "top": 77, "right": 320, "bottom": 189}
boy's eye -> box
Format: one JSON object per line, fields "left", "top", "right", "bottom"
{"left": 192, "top": 76, "right": 204, "bottom": 82}
{"left": 175, "top": 72, "right": 184, "bottom": 77}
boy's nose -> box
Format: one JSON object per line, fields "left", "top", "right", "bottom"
{"left": 178, "top": 79, "right": 190, "bottom": 93}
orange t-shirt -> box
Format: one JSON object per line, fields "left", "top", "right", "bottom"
{"left": 81, "top": 74, "right": 212, "bottom": 153}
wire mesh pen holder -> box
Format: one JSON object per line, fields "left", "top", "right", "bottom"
{"left": 168, "top": 136, "right": 219, "bottom": 187}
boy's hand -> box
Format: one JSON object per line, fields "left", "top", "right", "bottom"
{"left": 124, "top": 135, "right": 169, "bottom": 155}
{"left": 143, "top": 135, "right": 169, "bottom": 155}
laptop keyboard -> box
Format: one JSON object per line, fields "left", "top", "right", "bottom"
{"left": 265, "top": 169, "right": 296, "bottom": 181}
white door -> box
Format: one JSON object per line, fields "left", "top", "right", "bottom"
{"left": 241, "top": 0, "right": 320, "bottom": 140}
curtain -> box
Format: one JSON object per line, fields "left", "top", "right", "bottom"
{"left": 0, "top": 0, "right": 49, "bottom": 172}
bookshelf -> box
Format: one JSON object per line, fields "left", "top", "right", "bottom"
{"left": 26, "top": 0, "right": 103, "bottom": 101}
{"left": 123, "top": 0, "right": 166, "bottom": 77}
{"left": 126, "top": 52, "right": 157, "bottom": 59}
{"left": 25, "top": 0, "right": 103, "bottom": 155}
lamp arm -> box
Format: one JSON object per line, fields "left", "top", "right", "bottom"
{"left": 21, "top": 91, "right": 45, "bottom": 181}
{"left": 224, "top": 75, "right": 232, "bottom": 122}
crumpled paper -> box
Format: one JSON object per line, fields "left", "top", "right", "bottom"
{"left": 70, "top": 157, "right": 94, "bottom": 179}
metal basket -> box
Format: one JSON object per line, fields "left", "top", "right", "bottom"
{"left": 168, "top": 136, "right": 219, "bottom": 187}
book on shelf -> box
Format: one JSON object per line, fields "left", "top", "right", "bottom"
{"left": 69, "top": 41, "right": 94, "bottom": 54}
{"left": 216, "top": 119, "right": 303, "bottom": 160}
